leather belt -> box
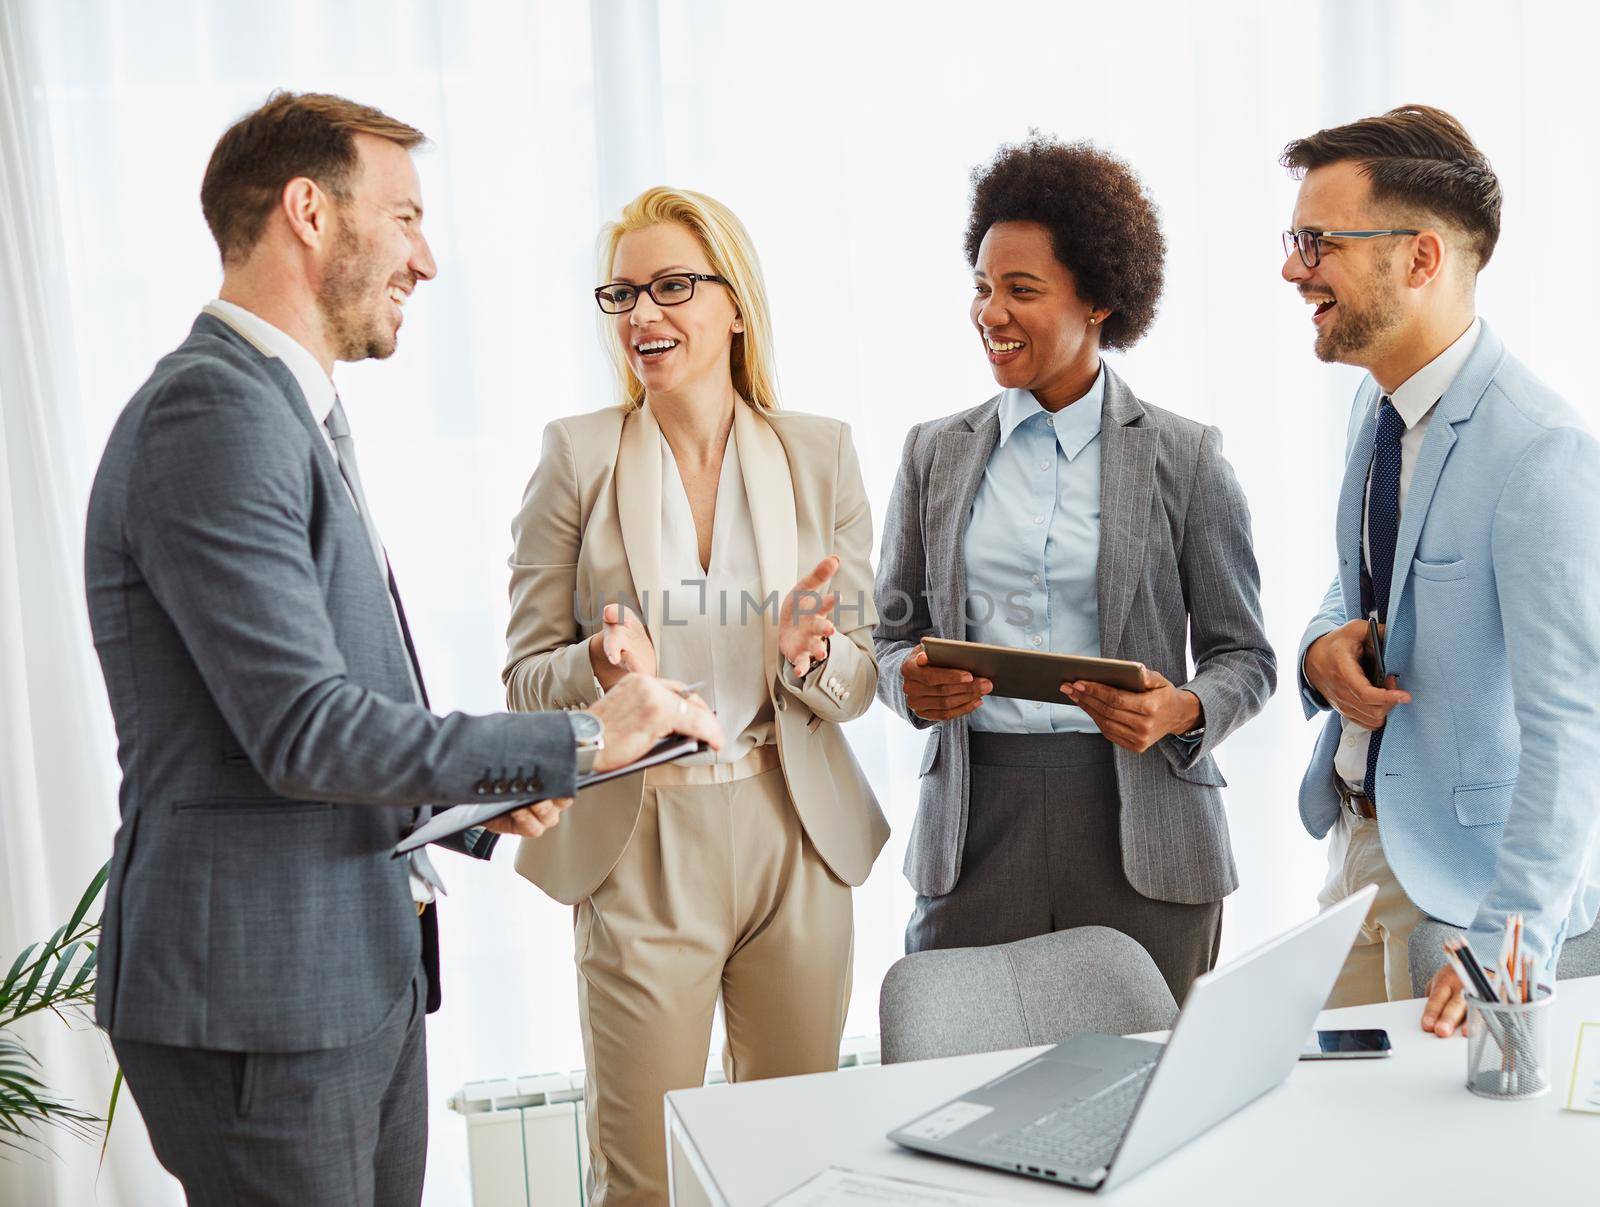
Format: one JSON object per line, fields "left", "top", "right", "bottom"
{"left": 645, "top": 743, "right": 780, "bottom": 786}
{"left": 1335, "top": 775, "right": 1377, "bottom": 820}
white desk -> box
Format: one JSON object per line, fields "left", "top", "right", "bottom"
{"left": 666, "top": 977, "right": 1596, "bottom": 1205}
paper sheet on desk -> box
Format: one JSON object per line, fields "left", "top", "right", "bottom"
{"left": 767, "top": 1167, "right": 1029, "bottom": 1207}
{"left": 1562, "top": 1021, "right": 1600, "bottom": 1112}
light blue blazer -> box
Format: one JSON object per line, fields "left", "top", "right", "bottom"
{"left": 1298, "top": 321, "right": 1600, "bottom": 973}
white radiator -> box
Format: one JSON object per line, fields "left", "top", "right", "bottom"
{"left": 449, "top": 1036, "right": 881, "bottom": 1207}
{"left": 449, "top": 1071, "right": 590, "bottom": 1207}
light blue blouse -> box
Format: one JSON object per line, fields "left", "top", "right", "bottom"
{"left": 964, "top": 370, "right": 1105, "bottom": 734}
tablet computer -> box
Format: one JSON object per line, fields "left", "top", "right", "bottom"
{"left": 920, "top": 637, "right": 1148, "bottom": 705}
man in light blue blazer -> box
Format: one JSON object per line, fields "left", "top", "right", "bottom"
{"left": 1282, "top": 105, "right": 1600, "bottom": 1038}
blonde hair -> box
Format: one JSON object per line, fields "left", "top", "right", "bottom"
{"left": 598, "top": 187, "right": 780, "bottom": 411}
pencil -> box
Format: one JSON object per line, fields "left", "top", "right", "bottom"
{"left": 1455, "top": 938, "right": 1503, "bottom": 1004}
{"left": 1508, "top": 915, "right": 1522, "bottom": 1002}
{"left": 1443, "top": 943, "right": 1483, "bottom": 1001}
{"left": 1497, "top": 921, "right": 1516, "bottom": 1005}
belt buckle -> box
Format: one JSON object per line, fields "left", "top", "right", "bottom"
{"left": 1335, "top": 776, "right": 1376, "bottom": 820}
{"left": 416, "top": 901, "right": 428, "bottom": 917}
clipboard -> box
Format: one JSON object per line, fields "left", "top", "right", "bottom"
{"left": 393, "top": 736, "right": 707, "bottom": 856}
{"left": 920, "top": 637, "right": 1148, "bottom": 705}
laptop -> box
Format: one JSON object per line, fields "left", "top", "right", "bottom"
{"left": 888, "top": 884, "right": 1376, "bottom": 1192}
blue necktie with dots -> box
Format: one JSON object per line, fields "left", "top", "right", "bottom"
{"left": 1362, "top": 397, "right": 1405, "bottom": 798}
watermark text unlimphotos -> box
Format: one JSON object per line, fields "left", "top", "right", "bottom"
{"left": 572, "top": 582, "right": 1041, "bottom": 628}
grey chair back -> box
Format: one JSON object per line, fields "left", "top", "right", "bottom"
{"left": 878, "top": 926, "right": 1179, "bottom": 1065}
{"left": 1407, "top": 919, "right": 1600, "bottom": 997}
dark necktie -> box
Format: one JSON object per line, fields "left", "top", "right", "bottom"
{"left": 1362, "top": 398, "right": 1405, "bottom": 798}
{"left": 324, "top": 397, "right": 443, "bottom": 895}
{"left": 324, "top": 398, "right": 427, "bottom": 704}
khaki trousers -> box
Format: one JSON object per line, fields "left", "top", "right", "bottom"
{"left": 1317, "top": 812, "right": 1428, "bottom": 1006}
{"left": 575, "top": 763, "right": 853, "bottom": 1207}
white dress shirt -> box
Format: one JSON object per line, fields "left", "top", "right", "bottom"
{"left": 656, "top": 426, "right": 774, "bottom": 764}
{"left": 963, "top": 370, "right": 1105, "bottom": 733}
{"left": 203, "top": 299, "right": 438, "bottom": 902}
{"left": 1336, "top": 317, "right": 1482, "bottom": 790}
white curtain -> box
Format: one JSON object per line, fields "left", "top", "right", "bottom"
{"left": 0, "top": 2, "right": 180, "bottom": 1204}
{"left": 3, "top": 1, "right": 1597, "bottom": 1203}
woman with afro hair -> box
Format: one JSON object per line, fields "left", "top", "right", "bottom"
{"left": 873, "top": 134, "right": 1276, "bottom": 1002}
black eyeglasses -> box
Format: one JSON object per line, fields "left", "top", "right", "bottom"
{"left": 593, "top": 272, "right": 729, "bottom": 314}
{"left": 1282, "top": 228, "right": 1421, "bottom": 269}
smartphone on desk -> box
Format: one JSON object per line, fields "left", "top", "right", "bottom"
{"left": 1300, "top": 1028, "right": 1392, "bottom": 1060}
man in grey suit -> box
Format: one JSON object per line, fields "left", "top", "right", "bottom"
{"left": 874, "top": 136, "right": 1274, "bottom": 1001}
{"left": 84, "top": 91, "right": 721, "bottom": 1206}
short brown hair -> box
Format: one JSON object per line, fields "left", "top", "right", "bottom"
{"left": 1281, "top": 104, "right": 1501, "bottom": 271}
{"left": 201, "top": 90, "right": 427, "bottom": 266}
{"left": 964, "top": 134, "right": 1165, "bottom": 350}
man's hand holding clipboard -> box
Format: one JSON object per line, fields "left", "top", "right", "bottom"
{"left": 401, "top": 675, "right": 724, "bottom": 851}
{"left": 482, "top": 673, "right": 721, "bottom": 838}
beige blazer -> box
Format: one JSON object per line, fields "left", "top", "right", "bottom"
{"left": 503, "top": 399, "right": 889, "bottom": 904}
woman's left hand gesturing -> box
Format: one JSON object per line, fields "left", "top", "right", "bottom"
{"left": 1062, "top": 667, "right": 1202, "bottom": 753}
{"left": 778, "top": 554, "right": 841, "bottom": 678}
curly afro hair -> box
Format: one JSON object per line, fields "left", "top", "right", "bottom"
{"left": 964, "top": 133, "right": 1165, "bottom": 350}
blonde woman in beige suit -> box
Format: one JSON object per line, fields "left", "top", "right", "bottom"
{"left": 503, "top": 186, "right": 888, "bottom": 1206}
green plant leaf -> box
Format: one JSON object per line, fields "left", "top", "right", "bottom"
{"left": 0, "top": 944, "right": 40, "bottom": 1013}
{"left": 0, "top": 1036, "right": 99, "bottom": 1155}
{"left": 39, "top": 941, "right": 88, "bottom": 1008}
{"left": 63, "top": 866, "right": 109, "bottom": 940}
{"left": 97, "top": 1067, "right": 122, "bottom": 1171}
{"left": 12, "top": 925, "right": 70, "bottom": 1020}
{"left": 0, "top": 862, "right": 113, "bottom": 1157}
{"left": 66, "top": 948, "right": 98, "bottom": 999}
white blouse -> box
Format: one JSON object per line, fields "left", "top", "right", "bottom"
{"left": 655, "top": 425, "right": 773, "bottom": 764}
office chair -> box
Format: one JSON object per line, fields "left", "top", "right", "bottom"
{"left": 878, "top": 926, "right": 1178, "bottom": 1065}
{"left": 1407, "top": 917, "right": 1600, "bottom": 997}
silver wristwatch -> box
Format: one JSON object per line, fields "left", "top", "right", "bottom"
{"left": 569, "top": 710, "right": 605, "bottom": 775}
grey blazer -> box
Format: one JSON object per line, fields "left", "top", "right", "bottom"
{"left": 874, "top": 367, "right": 1275, "bottom": 904}
{"left": 85, "top": 313, "right": 576, "bottom": 1053}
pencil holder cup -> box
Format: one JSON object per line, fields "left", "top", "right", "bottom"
{"left": 1464, "top": 985, "right": 1553, "bottom": 1100}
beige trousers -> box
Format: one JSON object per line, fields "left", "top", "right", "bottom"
{"left": 1317, "top": 812, "right": 1429, "bottom": 1006}
{"left": 574, "top": 763, "right": 854, "bottom": 1207}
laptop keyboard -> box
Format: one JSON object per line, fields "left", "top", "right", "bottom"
{"left": 979, "top": 1059, "right": 1157, "bottom": 1173}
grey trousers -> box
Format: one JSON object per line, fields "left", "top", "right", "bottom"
{"left": 111, "top": 969, "right": 427, "bottom": 1207}
{"left": 907, "top": 732, "right": 1223, "bottom": 1003}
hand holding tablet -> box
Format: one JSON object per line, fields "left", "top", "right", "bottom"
{"left": 898, "top": 645, "right": 995, "bottom": 722}
{"left": 917, "top": 637, "right": 1202, "bottom": 754}
{"left": 919, "top": 636, "right": 1148, "bottom": 704}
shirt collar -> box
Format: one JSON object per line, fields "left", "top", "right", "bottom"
{"left": 997, "top": 362, "right": 1105, "bottom": 461}
{"left": 1386, "top": 316, "right": 1482, "bottom": 429}
{"left": 203, "top": 299, "right": 338, "bottom": 428}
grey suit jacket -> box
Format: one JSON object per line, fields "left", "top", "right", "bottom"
{"left": 874, "top": 367, "right": 1275, "bottom": 904}
{"left": 85, "top": 313, "right": 576, "bottom": 1053}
